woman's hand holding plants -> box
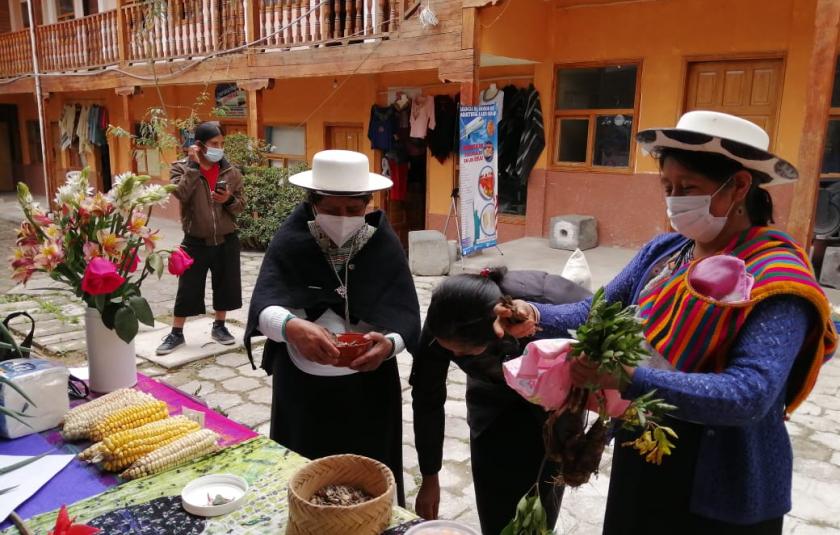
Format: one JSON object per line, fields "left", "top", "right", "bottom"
{"left": 493, "top": 299, "right": 538, "bottom": 338}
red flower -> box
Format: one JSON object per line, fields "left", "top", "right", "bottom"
{"left": 168, "top": 247, "right": 194, "bottom": 276}
{"left": 123, "top": 248, "right": 140, "bottom": 273}
{"left": 49, "top": 505, "right": 100, "bottom": 535}
{"left": 81, "top": 257, "right": 126, "bottom": 296}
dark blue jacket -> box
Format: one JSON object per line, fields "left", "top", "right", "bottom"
{"left": 533, "top": 233, "right": 816, "bottom": 524}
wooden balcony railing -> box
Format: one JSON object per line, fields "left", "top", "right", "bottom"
{"left": 36, "top": 10, "right": 119, "bottom": 71}
{"left": 123, "top": 0, "right": 247, "bottom": 63}
{"left": 256, "top": 0, "right": 398, "bottom": 48}
{"left": 0, "top": 0, "right": 411, "bottom": 77}
{"left": 0, "top": 30, "right": 33, "bottom": 77}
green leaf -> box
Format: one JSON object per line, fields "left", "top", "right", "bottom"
{"left": 94, "top": 294, "right": 106, "bottom": 312}
{"left": 147, "top": 252, "right": 164, "bottom": 276}
{"left": 0, "top": 451, "right": 50, "bottom": 476}
{"left": 101, "top": 303, "right": 120, "bottom": 330}
{"left": 114, "top": 306, "right": 139, "bottom": 343}
{"left": 0, "top": 406, "right": 32, "bottom": 428}
{"left": 0, "top": 376, "right": 36, "bottom": 406}
{"left": 127, "top": 296, "right": 154, "bottom": 327}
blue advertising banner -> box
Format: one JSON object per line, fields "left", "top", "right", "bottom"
{"left": 459, "top": 104, "right": 499, "bottom": 256}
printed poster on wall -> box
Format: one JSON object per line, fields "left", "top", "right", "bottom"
{"left": 214, "top": 83, "right": 247, "bottom": 118}
{"left": 459, "top": 104, "right": 499, "bottom": 256}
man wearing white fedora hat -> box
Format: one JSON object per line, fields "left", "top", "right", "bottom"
{"left": 244, "top": 150, "right": 420, "bottom": 506}
{"left": 495, "top": 111, "right": 837, "bottom": 533}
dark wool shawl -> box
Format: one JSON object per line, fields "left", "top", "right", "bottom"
{"left": 245, "top": 203, "right": 421, "bottom": 373}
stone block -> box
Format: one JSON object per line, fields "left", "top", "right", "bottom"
{"left": 409, "top": 230, "right": 451, "bottom": 276}
{"left": 820, "top": 246, "right": 840, "bottom": 288}
{"left": 549, "top": 215, "right": 598, "bottom": 251}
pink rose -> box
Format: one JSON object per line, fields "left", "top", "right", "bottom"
{"left": 168, "top": 247, "right": 194, "bottom": 276}
{"left": 81, "top": 257, "right": 126, "bottom": 296}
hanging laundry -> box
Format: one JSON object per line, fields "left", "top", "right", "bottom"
{"left": 368, "top": 105, "right": 397, "bottom": 152}
{"left": 500, "top": 85, "right": 526, "bottom": 183}
{"left": 513, "top": 85, "right": 546, "bottom": 186}
{"left": 87, "top": 105, "right": 100, "bottom": 147}
{"left": 95, "top": 106, "right": 109, "bottom": 146}
{"left": 387, "top": 157, "right": 408, "bottom": 202}
{"left": 59, "top": 105, "right": 76, "bottom": 150}
{"left": 480, "top": 84, "right": 504, "bottom": 118}
{"left": 76, "top": 105, "right": 93, "bottom": 155}
{"left": 429, "top": 95, "right": 457, "bottom": 163}
{"left": 409, "top": 94, "right": 435, "bottom": 139}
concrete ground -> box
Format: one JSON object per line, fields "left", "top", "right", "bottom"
{"left": 1, "top": 193, "right": 838, "bottom": 533}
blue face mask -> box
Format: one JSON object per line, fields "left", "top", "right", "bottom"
{"left": 204, "top": 147, "right": 224, "bottom": 163}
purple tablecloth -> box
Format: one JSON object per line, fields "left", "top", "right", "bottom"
{"left": 0, "top": 431, "right": 115, "bottom": 530}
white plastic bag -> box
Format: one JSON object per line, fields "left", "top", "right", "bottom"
{"left": 561, "top": 248, "right": 593, "bottom": 292}
{"left": 0, "top": 358, "right": 69, "bottom": 439}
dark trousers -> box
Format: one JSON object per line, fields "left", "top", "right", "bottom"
{"left": 468, "top": 397, "right": 563, "bottom": 535}
{"left": 173, "top": 233, "right": 242, "bottom": 317}
{"left": 270, "top": 352, "right": 406, "bottom": 507}
{"left": 604, "top": 419, "right": 783, "bottom": 535}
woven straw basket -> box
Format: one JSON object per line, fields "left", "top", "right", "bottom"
{"left": 286, "top": 454, "right": 396, "bottom": 535}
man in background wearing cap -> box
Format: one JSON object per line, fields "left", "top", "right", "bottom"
{"left": 157, "top": 121, "right": 245, "bottom": 355}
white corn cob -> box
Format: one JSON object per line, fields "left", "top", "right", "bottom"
{"left": 62, "top": 389, "right": 155, "bottom": 441}
{"left": 78, "top": 416, "right": 200, "bottom": 471}
{"left": 120, "top": 429, "right": 220, "bottom": 480}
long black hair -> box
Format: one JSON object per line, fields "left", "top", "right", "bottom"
{"left": 426, "top": 267, "right": 508, "bottom": 347}
{"left": 658, "top": 147, "right": 774, "bottom": 226}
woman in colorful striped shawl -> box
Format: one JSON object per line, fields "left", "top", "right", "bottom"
{"left": 497, "top": 112, "right": 837, "bottom": 534}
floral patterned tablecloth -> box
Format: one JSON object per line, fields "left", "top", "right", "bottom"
{"left": 2, "top": 436, "right": 418, "bottom": 534}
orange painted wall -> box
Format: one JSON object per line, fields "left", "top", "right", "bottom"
{"left": 474, "top": 0, "right": 819, "bottom": 246}
{"left": 0, "top": 93, "right": 44, "bottom": 195}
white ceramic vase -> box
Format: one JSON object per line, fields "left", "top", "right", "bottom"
{"left": 85, "top": 307, "right": 137, "bottom": 393}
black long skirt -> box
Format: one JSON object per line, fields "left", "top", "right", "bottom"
{"left": 468, "top": 382, "right": 564, "bottom": 535}
{"left": 270, "top": 353, "right": 405, "bottom": 506}
{"left": 604, "top": 418, "right": 782, "bottom": 535}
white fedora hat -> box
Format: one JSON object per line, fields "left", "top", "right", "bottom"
{"left": 289, "top": 150, "right": 392, "bottom": 195}
{"left": 636, "top": 111, "right": 798, "bottom": 183}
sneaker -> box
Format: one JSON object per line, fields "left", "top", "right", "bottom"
{"left": 211, "top": 323, "right": 235, "bottom": 345}
{"left": 156, "top": 332, "right": 185, "bottom": 355}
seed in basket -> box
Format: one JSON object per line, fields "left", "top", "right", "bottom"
{"left": 310, "top": 484, "right": 373, "bottom": 506}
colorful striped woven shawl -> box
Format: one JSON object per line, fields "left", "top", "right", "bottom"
{"left": 637, "top": 227, "right": 837, "bottom": 413}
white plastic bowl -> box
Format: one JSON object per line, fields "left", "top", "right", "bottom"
{"left": 181, "top": 474, "right": 248, "bottom": 517}
{"left": 405, "top": 520, "right": 482, "bottom": 535}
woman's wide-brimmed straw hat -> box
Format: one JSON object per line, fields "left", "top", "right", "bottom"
{"left": 636, "top": 111, "right": 798, "bottom": 183}
{"left": 289, "top": 150, "right": 392, "bottom": 195}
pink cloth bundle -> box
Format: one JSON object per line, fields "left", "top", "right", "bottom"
{"left": 503, "top": 338, "right": 629, "bottom": 417}
{"left": 688, "top": 254, "right": 754, "bottom": 303}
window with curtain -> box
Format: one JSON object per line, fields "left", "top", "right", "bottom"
{"left": 554, "top": 64, "right": 639, "bottom": 170}
{"left": 821, "top": 57, "right": 840, "bottom": 179}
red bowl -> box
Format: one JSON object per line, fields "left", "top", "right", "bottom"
{"left": 334, "top": 333, "right": 373, "bottom": 367}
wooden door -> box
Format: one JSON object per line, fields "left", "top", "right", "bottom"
{"left": 685, "top": 59, "right": 783, "bottom": 145}
{"left": 0, "top": 122, "right": 13, "bottom": 191}
{"left": 325, "top": 125, "right": 363, "bottom": 151}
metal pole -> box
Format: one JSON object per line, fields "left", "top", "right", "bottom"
{"left": 25, "top": 0, "right": 51, "bottom": 204}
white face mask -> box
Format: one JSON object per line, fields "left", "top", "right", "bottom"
{"left": 315, "top": 213, "right": 366, "bottom": 247}
{"left": 665, "top": 179, "right": 735, "bottom": 242}
{"left": 204, "top": 147, "right": 224, "bottom": 163}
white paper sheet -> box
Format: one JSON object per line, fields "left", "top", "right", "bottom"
{"left": 0, "top": 453, "right": 75, "bottom": 522}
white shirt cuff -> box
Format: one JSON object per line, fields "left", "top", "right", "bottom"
{"left": 386, "top": 333, "right": 405, "bottom": 358}
{"left": 259, "top": 305, "right": 295, "bottom": 343}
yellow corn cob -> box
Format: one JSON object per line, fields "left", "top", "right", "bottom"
{"left": 99, "top": 416, "right": 201, "bottom": 471}
{"left": 89, "top": 400, "right": 169, "bottom": 442}
{"left": 121, "top": 428, "right": 219, "bottom": 480}
{"left": 62, "top": 389, "right": 154, "bottom": 441}
{"left": 78, "top": 442, "right": 105, "bottom": 462}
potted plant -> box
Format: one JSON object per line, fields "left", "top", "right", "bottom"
{"left": 11, "top": 169, "right": 192, "bottom": 392}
